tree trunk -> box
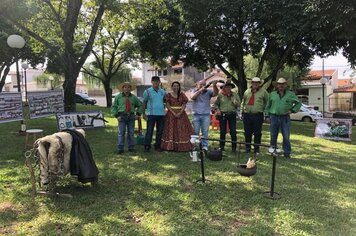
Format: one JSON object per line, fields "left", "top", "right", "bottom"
{"left": 63, "top": 68, "right": 79, "bottom": 112}
{"left": 103, "top": 81, "right": 112, "bottom": 108}
{"left": 63, "top": 50, "right": 81, "bottom": 112}
{"left": 0, "top": 65, "right": 10, "bottom": 92}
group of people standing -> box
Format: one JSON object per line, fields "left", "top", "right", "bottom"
{"left": 111, "top": 75, "right": 301, "bottom": 158}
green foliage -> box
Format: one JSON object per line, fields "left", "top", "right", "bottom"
{"left": 0, "top": 106, "right": 356, "bottom": 235}
{"left": 81, "top": 4, "right": 140, "bottom": 108}
{"left": 82, "top": 62, "right": 132, "bottom": 88}
{"left": 0, "top": 16, "right": 46, "bottom": 91}
{"left": 131, "top": 0, "right": 355, "bottom": 97}
{"left": 34, "top": 73, "right": 63, "bottom": 89}
{"left": 0, "top": 0, "right": 107, "bottom": 111}
{"left": 305, "top": 0, "right": 356, "bottom": 66}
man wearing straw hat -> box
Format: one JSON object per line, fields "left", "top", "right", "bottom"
{"left": 241, "top": 77, "right": 269, "bottom": 155}
{"left": 111, "top": 81, "right": 143, "bottom": 154}
{"left": 266, "top": 78, "right": 301, "bottom": 158}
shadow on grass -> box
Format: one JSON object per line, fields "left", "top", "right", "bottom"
{"left": 1, "top": 107, "right": 355, "bottom": 235}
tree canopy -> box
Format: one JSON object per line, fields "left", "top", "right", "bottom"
{"left": 82, "top": 6, "right": 140, "bottom": 107}
{"left": 131, "top": 0, "right": 356, "bottom": 97}
{"left": 0, "top": 18, "right": 45, "bottom": 92}
{"left": 0, "top": 0, "right": 108, "bottom": 111}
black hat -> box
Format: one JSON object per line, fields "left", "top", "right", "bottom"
{"left": 151, "top": 76, "right": 160, "bottom": 81}
{"left": 223, "top": 80, "right": 235, "bottom": 88}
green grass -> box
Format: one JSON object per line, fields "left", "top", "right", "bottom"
{"left": 1, "top": 105, "right": 356, "bottom": 235}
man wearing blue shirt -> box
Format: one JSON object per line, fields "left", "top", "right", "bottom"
{"left": 191, "top": 80, "right": 218, "bottom": 151}
{"left": 143, "top": 76, "right": 166, "bottom": 152}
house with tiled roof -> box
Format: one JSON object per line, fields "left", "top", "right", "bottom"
{"left": 298, "top": 69, "right": 356, "bottom": 112}
{"left": 137, "top": 62, "right": 205, "bottom": 96}
{"left": 297, "top": 69, "right": 336, "bottom": 113}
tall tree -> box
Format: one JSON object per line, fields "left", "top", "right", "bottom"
{"left": 82, "top": 6, "right": 139, "bottom": 107}
{"left": 82, "top": 61, "right": 132, "bottom": 106}
{"left": 131, "top": 0, "right": 355, "bottom": 97}
{"left": 305, "top": 0, "right": 356, "bottom": 66}
{"left": 0, "top": 0, "right": 108, "bottom": 111}
{"left": 34, "top": 73, "right": 63, "bottom": 90}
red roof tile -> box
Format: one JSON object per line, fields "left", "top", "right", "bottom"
{"left": 307, "top": 69, "right": 336, "bottom": 79}
{"left": 338, "top": 79, "right": 351, "bottom": 87}
{"left": 333, "top": 85, "right": 356, "bottom": 93}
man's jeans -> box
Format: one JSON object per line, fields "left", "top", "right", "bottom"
{"left": 218, "top": 112, "right": 237, "bottom": 150}
{"left": 144, "top": 115, "right": 165, "bottom": 149}
{"left": 270, "top": 114, "right": 291, "bottom": 155}
{"left": 117, "top": 113, "right": 135, "bottom": 151}
{"left": 192, "top": 114, "right": 211, "bottom": 150}
{"left": 243, "top": 112, "right": 264, "bottom": 153}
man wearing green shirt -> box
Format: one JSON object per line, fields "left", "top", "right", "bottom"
{"left": 111, "top": 82, "right": 143, "bottom": 154}
{"left": 241, "top": 77, "right": 269, "bottom": 154}
{"left": 214, "top": 81, "right": 241, "bottom": 152}
{"left": 266, "top": 78, "right": 301, "bottom": 158}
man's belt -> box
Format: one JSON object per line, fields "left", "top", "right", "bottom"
{"left": 243, "top": 112, "right": 263, "bottom": 115}
{"left": 118, "top": 112, "right": 134, "bottom": 116}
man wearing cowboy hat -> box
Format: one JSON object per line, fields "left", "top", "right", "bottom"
{"left": 214, "top": 80, "right": 240, "bottom": 152}
{"left": 241, "top": 77, "right": 269, "bottom": 155}
{"left": 266, "top": 77, "right": 301, "bottom": 158}
{"left": 111, "top": 81, "right": 143, "bottom": 154}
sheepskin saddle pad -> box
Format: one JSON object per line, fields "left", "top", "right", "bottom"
{"left": 35, "top": 129, "right": 99, "bottom": 187}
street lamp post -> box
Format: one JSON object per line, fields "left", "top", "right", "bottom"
{"left": 320, "top": 77, "right": 328, "bottom": 117}
{"left": 48, "top": 76, "right": 54, "bottom": 90}
{"left": 22, "top": 62, "right": 29, "bottom": 103}
{"left": 7, "top": 35, "right": 26, "bottom": 93}
{"left": 7, "top": 34, "right": 26, "bottom": 133}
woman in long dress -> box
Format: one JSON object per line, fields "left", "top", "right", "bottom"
{"left": 161, "top": 81, "right": 194, "bottom": 152}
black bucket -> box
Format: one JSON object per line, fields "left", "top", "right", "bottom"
{"left": 207, "top": 148, "right": 223, "bottom": 161}
{"left": 237, "top": 164, "right": 257, "bottom": 177}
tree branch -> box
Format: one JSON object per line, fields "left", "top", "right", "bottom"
{"left": 0, "top": 13, "right": 61, "bottom": 59}
{"left": 77, "top": 2, "right": 107, "bottom": 68}
{"left": 43, "top": 0, "right": 65, "bottom": 31}
{"left": 81, "top": 66, "right": 103, "bottom": 81}
{"left": 264, "top": 43, "right": 294, "bottom": 87}
{"left": 256, "top": 39, "right": 272, "bottom": 78}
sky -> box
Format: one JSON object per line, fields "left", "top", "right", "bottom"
{"left": 310, "top": 52, "right": 353, "bottom": 79}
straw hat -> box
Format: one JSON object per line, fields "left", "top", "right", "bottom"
{"left": 251, "top": 77, "right": 263, "bottom": 83}
{"left": 276, "top": 78, "right": 287, "bottom": 84}
{"left": 118, "top": 81, "right": 136, "bottom": 92}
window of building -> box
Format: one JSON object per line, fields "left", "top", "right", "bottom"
{"left": 157, "top": 69, "right": 168, "bottom": 76}
{"left": 174, "top": 69, "right": 182, "bottom": 74}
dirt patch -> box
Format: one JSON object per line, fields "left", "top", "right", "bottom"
{"left": 226, "top": 209, "right": 252, "bottom": 235}
{"left": 0, "top": 202, "right": 16, "bottom": 211}
{"left": 0, "top": 202, "right": 17, "bottom": 235}
{"left": 0, "top": 224, "right": 15, "bottom": 235}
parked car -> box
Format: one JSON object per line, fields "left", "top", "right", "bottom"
{"left": 290, "top": 104, "right": 322, "bottom": 122}
{"left": 297, "top": 95, "right": 309, "bottom": 104}
{"left": 74, "top": 93, "right": 97, "bottom": 105}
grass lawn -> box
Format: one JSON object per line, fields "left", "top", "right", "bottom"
{"left": 1, "top": 105, "right": 355, "bottom": 235}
